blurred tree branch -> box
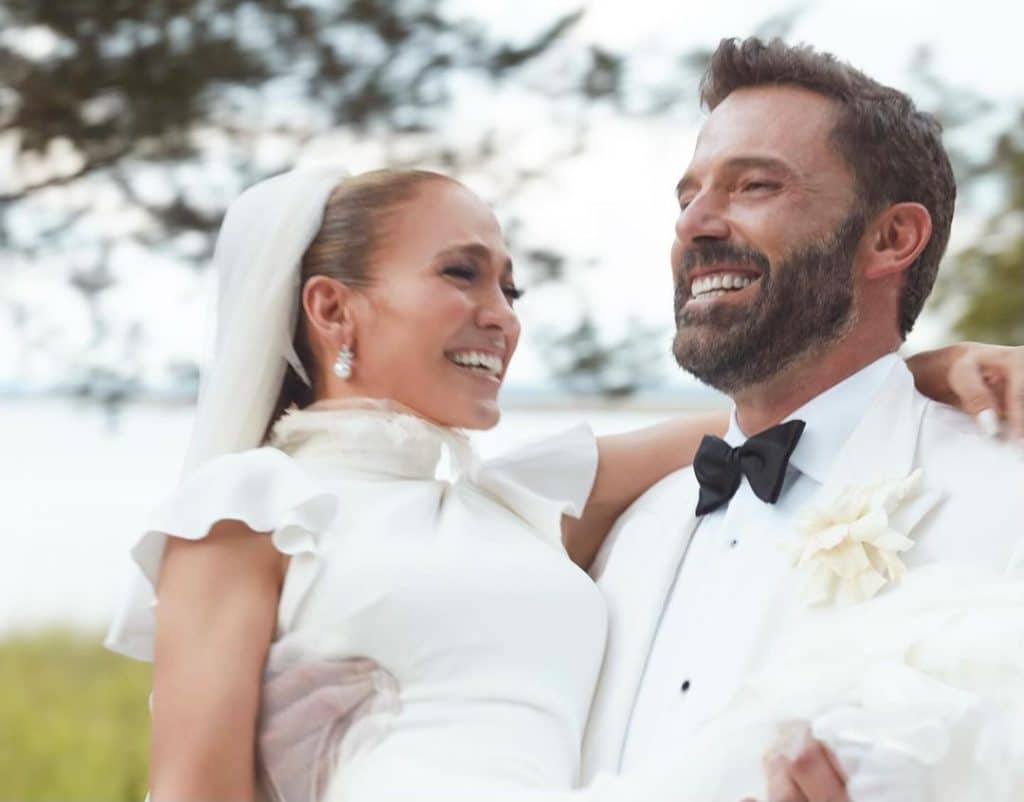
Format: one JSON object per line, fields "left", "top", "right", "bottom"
{"left": 1, "top": 0, "right": 652, "bottom": 402}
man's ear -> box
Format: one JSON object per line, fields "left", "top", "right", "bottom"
{"left": 302, "top": 275, "right": 358, "bottom": 350}
{"left": 861, "top": 202, "right": 933, "bottom": 281}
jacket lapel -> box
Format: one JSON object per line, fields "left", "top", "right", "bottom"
{"left": 821, "top": 359, "right": 946, "bottom": 532}
{"left": 582, "top": 471, "right": 701, "bottom": 780}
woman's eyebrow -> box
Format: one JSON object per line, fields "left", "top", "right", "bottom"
{"left": 436, "top": 243, "right": 513, "bottom": 273}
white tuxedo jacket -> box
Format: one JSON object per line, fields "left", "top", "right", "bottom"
{"left": 582, "top": 360, "right": 1024, "bottom": 782}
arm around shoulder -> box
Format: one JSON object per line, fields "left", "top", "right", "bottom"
{"left": 564, "top": 411, "right": 727, "bottom": 570}
{"left": 150, "top": 520, "right": 285, "bottom": 802}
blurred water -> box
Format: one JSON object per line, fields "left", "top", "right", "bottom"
{"left": 0, "top": 398, "right": 694, "bottom": 635}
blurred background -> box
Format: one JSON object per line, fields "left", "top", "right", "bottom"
{"left": 1, "top": 0, "right": 1021, "bottom": 798}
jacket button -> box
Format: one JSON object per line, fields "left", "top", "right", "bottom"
{"left": 681, "top": 679, "right": 691, "bottom": 692}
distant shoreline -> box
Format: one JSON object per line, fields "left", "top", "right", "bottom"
{"left": 0, "top": 386, "right": 728, "bottom": 412}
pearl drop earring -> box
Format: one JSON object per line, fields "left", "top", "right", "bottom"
{"left": 333, "top": 344, "right": 354, "bottom": 380}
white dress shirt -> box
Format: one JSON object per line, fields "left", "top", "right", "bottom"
{"left": 621, "top": 353, "right": 901, "bottom": 770}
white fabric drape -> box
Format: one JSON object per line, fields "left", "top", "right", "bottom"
{"left": 183, "top": 165, "right": 347, "bottom": 474}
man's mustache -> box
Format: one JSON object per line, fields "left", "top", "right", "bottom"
{"left": 679, "top": 242, "right": 771, "bottom": 280}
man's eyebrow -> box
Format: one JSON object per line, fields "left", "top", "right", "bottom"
{"left": 675, "top": 156, "right": 797, "bottom": 200}
{"left": 436, "top": 242, "right": 514, "bottom": 274}
{"left": 724, "top": 155, "right": 797, "bottom": 176}
{"left": 675, "top": 173, "right": 698, "bottom": 200}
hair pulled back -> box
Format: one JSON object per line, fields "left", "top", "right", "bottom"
{"left": 264, "top": 168, "right": 452, "bottom": 438}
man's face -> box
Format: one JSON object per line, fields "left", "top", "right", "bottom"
{"left": 671, "top": 85, "right": 866, "bottom": 394}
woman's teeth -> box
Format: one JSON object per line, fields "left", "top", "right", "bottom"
{"left": 447, "top": 350, "right": 503, "bottom": 379}
{"left": 690, "top": 273, "right": 757, "bottom": 299}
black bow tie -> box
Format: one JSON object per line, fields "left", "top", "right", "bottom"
{"left": 693, "top": 420, "right": 806, "bottom": 516}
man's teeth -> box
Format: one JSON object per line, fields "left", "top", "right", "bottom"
{"left": 690, "top": 273, "right": 757, "bottom": 298}
{"left": 447, "top": 351, "right": 503, "bottom": 377}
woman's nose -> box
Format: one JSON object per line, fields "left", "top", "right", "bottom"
{"left": 476, "top": 286, "right": 519, "bottom": 336}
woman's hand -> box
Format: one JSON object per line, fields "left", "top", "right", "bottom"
{"left": 743, "top": 725, "right": 849, "bottom": 802}
{"left": 907, "top": 343, "right": 1024, "bottom": 438}
{"left": 760, "top": 742, "right": 848, "bottom": 802}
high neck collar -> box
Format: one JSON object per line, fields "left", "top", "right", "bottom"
{"left": 268, "top": 397, "right": 477, "bottom": 480}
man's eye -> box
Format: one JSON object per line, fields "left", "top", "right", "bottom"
{"left": 443, "top": 265, "right": 476, "bottom": 281}
{"left": 743, "top": 181, "right": 780, "bottom": 192}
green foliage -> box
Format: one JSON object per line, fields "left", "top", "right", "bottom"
{"left": 0, "top": 629, "right": 150, "bottom": 802}
{"left": 946, "top": 115, "right": 1024, "bottom": 345}
{"left": 912, "top": 53, "right": 1024, "bottom": 346}
{"left": 950, "top": 234, "right": 1024, "bottom": 345}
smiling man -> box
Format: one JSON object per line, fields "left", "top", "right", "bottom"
{"left": 583, "top": 38, "right": 1024, "bottom": 802}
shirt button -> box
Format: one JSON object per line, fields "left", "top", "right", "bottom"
{"left": 729, "top": 539, "right": 738, "bottom": 548}
{"left": 680, "top": 679, "right": 691, "bottom": 693}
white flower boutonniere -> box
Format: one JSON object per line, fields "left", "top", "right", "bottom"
{"left": 790, "top": 469, "right": 924, "bottom": 605}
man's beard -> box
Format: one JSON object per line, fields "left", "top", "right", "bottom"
{"left": 672, "top": 211, "right": 866, "bottom": 394}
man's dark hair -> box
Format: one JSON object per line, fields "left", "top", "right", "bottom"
{"left": 700, "top": 37, "right": 956, "bottom": 339}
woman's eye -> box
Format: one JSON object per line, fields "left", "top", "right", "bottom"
{"left": 502, "top": 286, "right": 524, "bottom": 304}
{"left": 443, "top": 265, "right": 522, "bottom": 304}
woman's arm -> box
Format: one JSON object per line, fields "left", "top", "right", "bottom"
{"left": 907, "top": 342, "right": 1024, "bottom": 437}
{"left": 150, "top": 521, "right": 285, "bottom": 802}
{"left": 563, "top": 411, "right": 728, "bottom": 570}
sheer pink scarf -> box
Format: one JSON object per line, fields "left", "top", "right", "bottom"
{"left": 257, "top": 657, "right": 399, "bottom": 802}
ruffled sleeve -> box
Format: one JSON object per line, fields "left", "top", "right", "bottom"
{"left": 470, "top": 423, "right": 598, "bottom": 548}
{"left": 105, "top": 447, "right": 337, "bottom": 661}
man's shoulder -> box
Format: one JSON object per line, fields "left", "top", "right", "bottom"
{"left": 919, "top": 401, "right": 1024, "bottom": 493}
{"left": 904, "top": 400, "right": 1024, "bottom": 567}
{"left": 590, "top": 465, "right": 697, "bottom": 580}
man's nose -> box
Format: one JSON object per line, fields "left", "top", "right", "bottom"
{"left": 674, "top": 191, "right": 731, "bottom": 245}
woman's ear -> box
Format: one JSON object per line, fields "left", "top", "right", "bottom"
{"left": 861, "top": 202, "right": 933, "bottom": 281}
{"left": 302, "top": 276, "right": 358, "bottom": 353}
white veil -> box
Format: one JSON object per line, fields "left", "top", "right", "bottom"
{"left": 105, "top": 165, "right": 347, "bottom": 659}
{"left": 183, "top": 165, "right": 349, "bottom": 474}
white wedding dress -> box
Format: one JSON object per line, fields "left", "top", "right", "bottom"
{"left": 107, "top": 400, "right": 616, "bottom": 801}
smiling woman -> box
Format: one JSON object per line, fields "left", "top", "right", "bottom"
{"left": 263, "top": 170, "right": 521, "bottom": 436}
{"left": 283, "top": 173, "right": 522, "bottom": 432}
